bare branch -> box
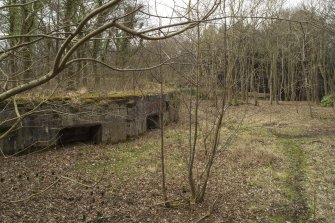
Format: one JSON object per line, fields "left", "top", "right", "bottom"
{"left": 53, "top": 0, "right": 123, "bottom": 72}
{"left": 65, "top": 57, "right": 176, "bottom": 72}
{"left": 8, "top": 178, "right": 61, "bottom": 203}
{"left": 0, "top": 0, "right": 38, "bottom": 10}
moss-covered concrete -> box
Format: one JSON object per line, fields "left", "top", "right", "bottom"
{"left": 0, "top": 91, "right": 179, "bottom": 155}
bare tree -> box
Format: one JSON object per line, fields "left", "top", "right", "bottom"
{"left": 0, "top": 0, "right": 221, "bottom": 102}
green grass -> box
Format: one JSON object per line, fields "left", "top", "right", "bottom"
{"left": 239, "top": 124, "right": 314, "bottom": 222}
{"left": 73, "top": 103, "right": 333, "bottom": 221}
{"left": 270, "top": 127, "right": 307, "bottom": 139}
{"left": 76, "top": 141, "right": 159, "bottom": 177}
{"left": 76, "top": 130, "right": 186, "bottom": 179}
{"left": 271, "top": 138, "right": 311, "bottom": 222}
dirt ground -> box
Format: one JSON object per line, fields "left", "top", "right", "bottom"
{"left": 1, "top": 101, "right": 334, "bottom": 222}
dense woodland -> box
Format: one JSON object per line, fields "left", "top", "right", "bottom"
{"left": 0, "top": 0, "right": 334, "bottom": 103}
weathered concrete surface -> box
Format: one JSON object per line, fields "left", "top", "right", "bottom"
{"left": 0, "top": 92, "right": 179, "bottom": 155}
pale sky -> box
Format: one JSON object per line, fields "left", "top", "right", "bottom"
{"left": 286, "top": 0, "right": 303, "bottom": 7}
{"left": 146, "top": 0, "right": 305, "bottom": 17}
{"left": 144, "top": 0, "right": 305, "bottom": 26}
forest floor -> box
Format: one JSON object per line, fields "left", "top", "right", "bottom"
{"left": 1, "top": 101, "right": 335, "bottom": 222}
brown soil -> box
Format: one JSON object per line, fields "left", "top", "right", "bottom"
{"left": 1, "top": 101, "right": 334, "bottom": 222}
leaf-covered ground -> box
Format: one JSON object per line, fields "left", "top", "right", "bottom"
{"left": 1, "top": 101, "right": 334, "bottom": 222}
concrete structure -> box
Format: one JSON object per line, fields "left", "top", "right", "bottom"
{"left": 0, "top": 92, "right": 179, "bottom": 155}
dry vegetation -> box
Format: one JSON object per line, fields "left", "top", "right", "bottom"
{"left": 1, "top": 1, "right": 335, "bottom": 222}
{"left": 0, "top": 101, "right": 334, "bottom": 222}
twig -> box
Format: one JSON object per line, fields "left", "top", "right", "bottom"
{"left": 8, "top": 164, "right": 107, "bottom": 203}
{"left": 10, "top": 178, "right": 61, "bottom": 203}
{"left": 149, "top": 198, "right": 184, "bottom": 208}
{"left": 0, "top": 87, "right": 59, "bottom": 157}
{"left": 194, "top": 195, "right": 220, "bottom": 223}
{"left": 60, "top": 164, "right": 107, "bottom": 188}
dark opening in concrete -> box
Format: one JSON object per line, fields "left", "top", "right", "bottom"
{"left": 147, "top": 114, "right": 160, "bottom": 130}
{"left": 0, "top": 127, "right": 10, "bottom": 135}
{"left": 0, "top": 127, "right": 17, "bottom": 153}
{"left": 165, "top": 101, "right": 170, "bottom": 111}
{"left": 57, "top": 124, "right": 102, "bottom": 146}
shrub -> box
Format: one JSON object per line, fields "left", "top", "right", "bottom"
{"left": 321, "top": 95, "right": 334, "bottom": 107}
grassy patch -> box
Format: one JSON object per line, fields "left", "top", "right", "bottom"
{"left": 303, "top": 136, "right": 335, "bottom": 222}
{"left": 270, "top": 127, "right": 307, "bottom": 139}
{"left": 271, "top": 139, "right": 311, "bottom": 222}
{"left": 76, "top": 130, "right": 187, "bottom": 180}
{"left": 76, "top": 141, "right": 160, "bottom": 178}
{"left": 238, "top": 124, "right": 315, "bottom": 222}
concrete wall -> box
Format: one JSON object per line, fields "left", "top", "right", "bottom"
{"left": 0, "top": 93, "right": 179, "bottom": 155}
